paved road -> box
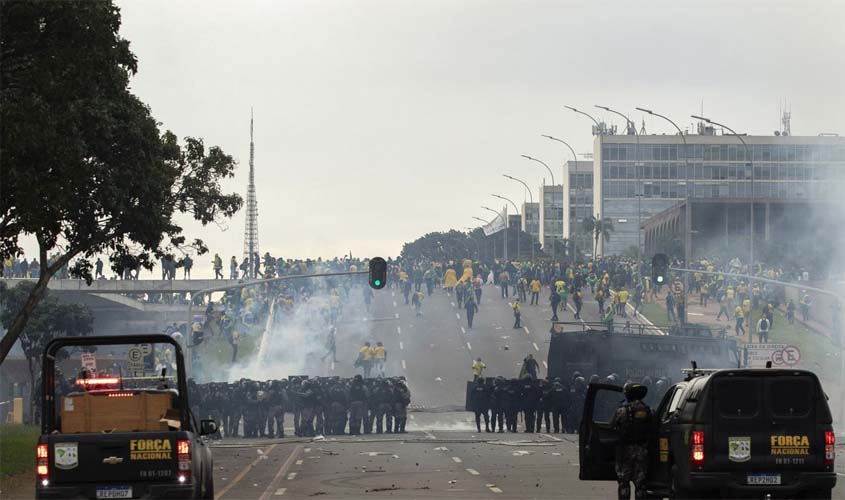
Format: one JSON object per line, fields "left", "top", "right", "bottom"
{"left": 210, "top": 429, "right": 615, "bottom": 499}
{"left": 203, "top": 281, "right": 677, "bottom": 500}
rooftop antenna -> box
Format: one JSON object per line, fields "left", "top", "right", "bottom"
{"left": 243, "top": 108, "right": 260, "bottom": 278}
{"left": 781, "top": 101, "right": 791, "bottom": 136}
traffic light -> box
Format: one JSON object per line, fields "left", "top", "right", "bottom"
{"left": 369, "top": 257, "right": 387, "bottom": 289}
{"left": 651, "top": 253, "right": 669, "bottom": 285}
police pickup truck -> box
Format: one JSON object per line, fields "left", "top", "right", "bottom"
{"left": 580, "top": 367, "right": 836, "bottom": 499}
{"left": 36, "top": 335, "right": 217, "bottom": 499}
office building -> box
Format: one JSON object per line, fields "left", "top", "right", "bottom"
{"left": 539, "top": 185, "right": 564, "bottom": 256}
{"left": 563, "top": 161, "right": 594, "bottom": 256}
{"left": 593, "top": 128, "right": 845, "bottom": 256}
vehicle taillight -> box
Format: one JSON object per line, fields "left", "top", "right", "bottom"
{"left": 691, "top": 430, "right": 705, "bottom": 466}
{"left": 825, "top": 431, "right": 835, "bottom": 465}
{"left": 36, "top": 444, "right": 49, "bottom": 484}
{"left": 177, "top": 439, "right": 191, "bottom": 482}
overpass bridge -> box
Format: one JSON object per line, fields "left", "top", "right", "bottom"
{"left": 1, "top": 278, "right": 243, "bottom": 335}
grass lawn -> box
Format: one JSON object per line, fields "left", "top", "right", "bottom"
{"left": 636, "top": 298, "right": 841, "bottom": 384}
{"left": 198, "top": 329, "right": 260, "bottom": 369}
{"left": 0, "top": 424, "right": 40, "bottom": 478}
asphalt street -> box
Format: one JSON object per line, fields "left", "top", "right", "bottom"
{"left": 207, "top": 282, "right": 674, "bottom": 500}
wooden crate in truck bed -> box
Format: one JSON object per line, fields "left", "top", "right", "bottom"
{"left": 60, "top": 391, "right": 175, "bottom": 433}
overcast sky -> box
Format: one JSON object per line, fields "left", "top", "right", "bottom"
{"left": 21, "top": 0, "right": 845, "bottom": 274}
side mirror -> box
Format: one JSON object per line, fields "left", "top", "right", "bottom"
{"left": 200, "top": 419, "right": 218, "bottom": 436}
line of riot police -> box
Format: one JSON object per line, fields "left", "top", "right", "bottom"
{"left": 190, "top": 374, "right": 411, "bottom": 439}
{"left": 466, "top": 373, "right": 671, "bottom": 434}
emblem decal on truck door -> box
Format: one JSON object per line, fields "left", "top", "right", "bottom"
{"left": 55, "top": 443, "right": 79, "bottom": 469}
{"left": 728, "top": 436, "right": 751, "bottom": 463}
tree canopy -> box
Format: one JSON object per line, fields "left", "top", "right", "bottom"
{"left": 0, "top": 1, "right": 243, "bottom": 362}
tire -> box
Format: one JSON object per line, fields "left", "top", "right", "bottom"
{"left": 670, "top": 467, "right": 693, "bottom": 500}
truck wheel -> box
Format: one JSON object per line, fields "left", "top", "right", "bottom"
{"left": 670, "top": 468, "right": 693, "bottom": 500}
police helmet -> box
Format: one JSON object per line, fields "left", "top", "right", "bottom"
{"left": 623, "top": 383, "right": 648, "bottom": 402}
{"left": 589, "top": 374, "right": 600, "bottom": 384}
{"left": 575, "top": 376, "right": 586, "bottom": 386}
{"left": 641, "top": 376, "right": 653, "bottom": 386}
{"left": 476, "top": 376, "right": 485, "bottom": 385}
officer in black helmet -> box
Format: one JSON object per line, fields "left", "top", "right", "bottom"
{"left": 609, "top": 383, "right": 653, "bottom": 500}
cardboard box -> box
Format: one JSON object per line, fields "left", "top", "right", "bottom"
{"left": 60, "top": 392, "right": 174, "bottom": 433}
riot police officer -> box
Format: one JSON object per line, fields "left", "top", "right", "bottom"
{"left": 471, "top": 377, "right": 491, "bottom": 433}
{"left": 609, "top": 383, "right": 653, "bottom": 500}
{"left": 348, "top": 375, "right": 369, "bottom": 435}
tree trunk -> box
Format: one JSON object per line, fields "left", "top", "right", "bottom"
{"left": 0, "top": 272, "right": 52, "bottom": 363}
{"left": 27, "top": 356, "right": 36, "bottom": 424}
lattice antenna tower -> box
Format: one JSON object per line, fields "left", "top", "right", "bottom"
{"left": 243, "top": 108, "right": 259, "bottom": 278}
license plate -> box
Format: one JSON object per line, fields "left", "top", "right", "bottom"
{"left": 96, "top": 486, "right": 132, "bottom": 499}
{"left": 747, "top": 473, "right": 781, "bottom": 485}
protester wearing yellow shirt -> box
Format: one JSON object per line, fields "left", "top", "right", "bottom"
{"left": 373, "top": 342, "right": 387, "bottom": 377}
{"left": 734, "top": 306, "right": 746, "bottom": 336}
{"left": 357, "top": 342, "right": 374, "bottom": 377}
{"left": 471, "top": 357, "right": 486, "bottom": 381}
{"left": 529, "top": 279, "right": 541, "bottom": 305}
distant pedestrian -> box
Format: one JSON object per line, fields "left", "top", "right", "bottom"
{"left": 183, "top": 255, "right": 193, "bottom": 279}
{"left": 786, "top": 299, "right": 796, "bottom": 325}
{"left": 512, "top": 299, "right": 522, "bottom": 329}
{"left": 471, "top": 357, "right": 486, "bottom": 381}
{"left": 465, "top": 295, "right": 478, "bottom": 329}
{"left": 757, "top": 316, "right": 770, "bottom": 343}
{"left": 95, "top": 258, "right": 104, "bottom": 278}
{"left": 213, "top": 254, "right": 223, "bottom": 279}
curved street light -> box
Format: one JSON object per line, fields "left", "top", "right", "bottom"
{"left": 493, "top": 193, "right": 528, "bottom": 260}
{"left": 637, "top": 106, "right": 692, "bottom": 325}
{"left": 564, "top": 105, "right": 601, "bottom": 131}
{"left": 597, "top": 105, "right": 642, "bottom": 262}
{"left": 521, "top": 155, "right": 555, "bottom": 186}
{"left": 502, "top": 174, "right": 534, "bottom": 204}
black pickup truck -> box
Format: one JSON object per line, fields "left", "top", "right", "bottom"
{"left": 36, "top": 334, "right": 217, "bottom": 499}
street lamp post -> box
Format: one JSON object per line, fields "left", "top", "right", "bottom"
{"left": 564, "top": 105, "right": 601, "bottom": 131}
{"left": 542, "top": 134, "right": 580, "bottom": 257}
{"left": 596, "top": 105, "right": 642, "bottom": 265}
{"left": 521, "top": 155, "right": 555, "bottom": 186}
{"left": 691, "top": 114, "right": 755, "bottom": 343}
{"left": 494, "top": 193, "right": 528, "bottom": 261}
{"left": 504, "top": 174, "right": 535, "bottom": 261}
{"left": 636, "top": 107, "right": 690, "bottom": 325}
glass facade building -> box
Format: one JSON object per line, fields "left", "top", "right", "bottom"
{"left": 539, "top": 185, "right": 564, "bottom": 253}
{"left": 593, "top": 133, "right": 845, "bottom": 255}
{"left": 521, "top": 202, "right": 540, "bottom": 243}
{"left": 563, "top": 161, "right": 594, "bottom": 256}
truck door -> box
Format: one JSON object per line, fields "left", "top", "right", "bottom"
{"left": 579, "top": 383, "right": 623, "bottom": 480}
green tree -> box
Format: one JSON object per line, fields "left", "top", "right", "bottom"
{"left": 0, "top": 282, "right": 93, "bottom": 422}
{"left": 0, "top": 1, "right": 242, "bottom": 362}
{"left": 582, "top": 215, "right": 615, "bottom": 257}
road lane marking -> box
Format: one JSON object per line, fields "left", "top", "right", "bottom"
{"left": 304, "top": 448, "right": 311, "bottom": 453}
{"left": 402, "top": 359, "right": 407, "bottom": 370}
{"left": 392, "top": 292, "right": 395, "bottom": 297}
{"left": 399, "top": 341, "right": 404, "bottom": 350}
{"left": 451, "top": 302, "right": 455, "bottom": 307}
{"left": 393, "top": 301, "right": 397, "bottom": 307}
{"left": 257, "top": 445, "right": 303, "bottom": 500}
{"left": 295, "top": 459, "right": 303, "bottom": 465}
{"left": 451, "top": 456, "right": 462, "bottom": 463}
{"left": 461, "top": 326, "right": 466, "bottom": 334}
{"left": 532, "top": 342, "right": 540, "bottom": 351}
{"left": 216, "top": 443, "right": 278, "bottom": 499}
{"left": 489, "top": 486, "right": 503, "bottom": 493}
{"left": 394, "top": 313, "right": 399, "bottom": 319}
{"left": 330, "top": 361, "right": 335, "bottom": 371}
{"left": 397, "top": 326, "right": 401, "bottom": 334}
{"left": 287, "top": 472, "right": 297, "bottom": 480}
{"left": 466, "top": 468, "right": 479, "bottom": 475}
{"left": 466, "top": 342, "right": 471, "bottom": 350}
{"left": 523, "top": 327, "right": 529, "bottom": 335}
{"left": 456, "top": 313, "right": 461, "bottom": 319}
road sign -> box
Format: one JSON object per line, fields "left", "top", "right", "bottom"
{"left": 745, "top": 343, "right": 801, "bottom": 368}
{"left": 80, "top": 353, "right": 96, "bottom": 371}
{"left": 126, "top": 347, "right": 144, "bottom": 376}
